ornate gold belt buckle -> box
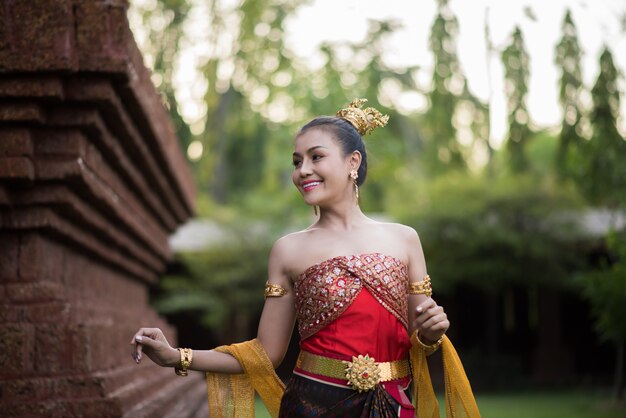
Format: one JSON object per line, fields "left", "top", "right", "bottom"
{"left": 343, "top": 354, "right": 380, "bottom": 392}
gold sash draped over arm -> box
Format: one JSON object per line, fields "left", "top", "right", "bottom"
{"left": 205, "top": 335, "right": 480, "bottom": 418}
{"left": 205, "top": 339, "right": 285, "bottom": 418}
{"left": 410, "top": 332, "right": 481, "bottom": 418}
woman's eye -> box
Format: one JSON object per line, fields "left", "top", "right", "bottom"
{"left": 312, "top": 154, "right": 322, "bottom": 161}
{"left": 293, "top": 160, "right": 301, "bottom": 167}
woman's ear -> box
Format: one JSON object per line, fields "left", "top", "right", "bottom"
{"left": 349, "top": 150, "right": 362, "bottom": 171}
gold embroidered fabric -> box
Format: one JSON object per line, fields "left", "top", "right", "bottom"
{"left": 410, "top": 332, "right": 481, "bottom": 418}
{"left": 295, "top": 253, "right": 409, "bottom": 339}
{"left": 205, "top": 339, "right": 285, "bottom": 418}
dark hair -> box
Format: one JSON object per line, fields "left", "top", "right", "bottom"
{"left": 297, "top": 116, "right": 368, "bottom": 186}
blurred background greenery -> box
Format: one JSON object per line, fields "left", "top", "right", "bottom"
{"left": 127, "top": 0, "right": 626, "bottom": 413}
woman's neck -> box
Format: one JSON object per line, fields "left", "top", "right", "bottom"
{"left": 316, "top": 202, "right": 369, "bottom": 231}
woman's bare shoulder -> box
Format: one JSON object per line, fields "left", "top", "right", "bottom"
{"left": 374, "top": 221, "right": 420, "bottom": 241}
{"left": 269, "top": 229, "right": 314, "bottom": 272}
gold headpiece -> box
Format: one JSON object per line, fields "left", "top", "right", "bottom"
{"left": 336, "top": 98, "right": 389, "bottom": 136}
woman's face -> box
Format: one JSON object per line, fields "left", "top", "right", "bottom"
{"left": 292, "top": 128, "right": 355, "bottom": 207}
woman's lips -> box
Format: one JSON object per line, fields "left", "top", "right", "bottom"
{"left": 302, "top": 181, "right": 321, "bottom": 192}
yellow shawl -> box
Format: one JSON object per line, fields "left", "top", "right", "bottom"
{"left": 206, "top": 335, "right": 480, "bottom": 417}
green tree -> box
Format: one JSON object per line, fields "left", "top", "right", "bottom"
{"left": 555, "top": 9, "right": 585, "bottom": 179}
{"left": 581, "top": 47, "right": 626, "bottom": 207}
{"left": 395, "top": 172, "right": 585, "bottom": 365}
{"left": 583, "top": 231, "right": 626, "bottom": 401}
{"left": 501, "top": 27, "right": 531, "bottom": 172}
{"left": 579, "top": 46, "right": 626, "bottom": 402}
{"left": 424, "top": 0, "right": 466, "bottom": 172}
{"left": 156, "top": 222, "right": 273, "bottom": 343}
{"left": 128, "top": 0, "right": 194, "bottom": 151}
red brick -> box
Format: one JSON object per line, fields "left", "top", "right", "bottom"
{"left": 0, "top": 302, "right": 69, "bottom": 324}
{"left": 0, "top": 156, "right": 34, "bottom": 181}
{"left": 1, "top": 374, "right": 106, "bottom": 402}
{"left": 33, "top": 128, "right": 85, "bottom": 156}
{"left": 0, "top": 233, "right": 19, "bottom": 280}
{"left": 18, "top": 234, "right": 65, "bottom": 282}
{"left": 27, "top": 302, "right": 71, "bottom": 323}
{"left": 6, "top": 281, "right": 64, "bottom": 303}
{"left": 0, "top": 185, "right": 8, "bottom": 204}
{"left": 0, "top": 76, "right": 63, "bottom": 101}
{"left": 0, "top": 324, "right": 34, "bottom": 374}
{"left": 0, "top": 304, "right": 25, "bottom": 322}
{"left": 0, "top": 76, "right": 64, "bottom": 100}
{"left": 34, "top": 324, "right": 82, "bottom": 374}
{"left": 0, "top": 0, "right": 77, "bottom": 72}
{"left": 0, "top": 128, "right": 33, "bottom": 156}
{"left": 0, "top": 103, "right": 44, "bottom": 123}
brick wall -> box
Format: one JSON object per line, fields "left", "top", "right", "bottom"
{"left": 0, "top": 1, "right": 205, "bottom": 416}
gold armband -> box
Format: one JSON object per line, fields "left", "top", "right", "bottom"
{"left": 264, "top": 282, "right": 287, "bottom": 298}
{"left": 175, "top": 348, "right": 193, "bottom": 376}
{"left": 409, "top": 275, "right": 432, "bottom": 297}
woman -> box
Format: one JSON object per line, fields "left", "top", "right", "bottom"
{"left": 131, "top": 99, "right": 480, "bottom": 417}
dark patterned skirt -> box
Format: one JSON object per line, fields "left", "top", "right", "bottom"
{"left": 278, "top": 373, "right": 413, "bottom": 417}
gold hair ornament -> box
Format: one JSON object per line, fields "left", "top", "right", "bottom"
{"left": 336, "top": 98, "right": 389, "bottom": 136}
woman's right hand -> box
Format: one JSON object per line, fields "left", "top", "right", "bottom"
{"left": 130, "top": 328, "right": 179, "bottom": 367}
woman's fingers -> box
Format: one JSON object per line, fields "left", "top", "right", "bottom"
{"left": 413, "top": 299, "right": 449, "bottom": 337}
{"left": 130, "top": 328, "right": 164, "bottom": 364}
{"left": 421, "top": 313, "right": 448, "bottom": 330}
{"left": 415, "top": 298, "right": 435, "bottom": 314}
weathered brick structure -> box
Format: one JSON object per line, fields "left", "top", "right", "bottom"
{"left": 0, "top": 1, "right": 205, "bottom": 416}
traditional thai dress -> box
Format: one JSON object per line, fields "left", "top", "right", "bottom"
{"left": 206, "top": 253, "right": 480, "bottom": 418}
{"left": 280, "top": 253, "right": 414, "bottom": 417}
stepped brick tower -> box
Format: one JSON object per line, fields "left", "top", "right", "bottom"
{"left": 0, "top": 1, "right": 206, "bottom": 416}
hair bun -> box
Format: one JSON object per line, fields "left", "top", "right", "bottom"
{"left": 336, "top": 98, "right": 389, "bottom": 136}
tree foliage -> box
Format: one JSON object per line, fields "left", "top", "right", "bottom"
{"left": 127, "top": 2, "right": 626, "bottom": 390}
{"left": 555, "top": 9, "right": 585, "bottom": 179}
{"left": 397, "top": 173, "right": 586, "bottom": 293}
{"left": 501, "top": 27, "right": 531, "bottom": 173}
{"left": 580, "top": 47, "right": 626, "bottom": 208}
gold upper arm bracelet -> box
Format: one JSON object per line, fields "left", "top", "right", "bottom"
{"left": 409, "top": 275, "right": 432, "bottom": 297}
{"left": 264, "top": 282, "right": 287, "bottom": 298}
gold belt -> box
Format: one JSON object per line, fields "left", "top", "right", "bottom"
{"left": 295, "top": 351, "right": 410, "bottom": 392}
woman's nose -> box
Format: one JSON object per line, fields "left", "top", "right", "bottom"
{"left": 299, "top": 159, "right": 313, "bottom": 176}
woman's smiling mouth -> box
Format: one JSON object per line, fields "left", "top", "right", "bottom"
{"left": 301, "top": 180, "right": 322, "bottom": 192}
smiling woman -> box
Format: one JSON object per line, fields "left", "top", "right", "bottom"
{"left": 130, "top": 99, "right": 480, "bottom": 417}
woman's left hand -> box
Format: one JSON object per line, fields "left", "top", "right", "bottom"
{"left": 412, "top": 298, "right": 449, "bottom": 343}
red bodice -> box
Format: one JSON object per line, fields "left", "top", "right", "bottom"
{"left": 294, "top": 253, "right": 411, "bottom": 361}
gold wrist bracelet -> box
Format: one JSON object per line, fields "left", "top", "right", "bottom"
{"left": 175, "top": 348, "right": 193, "bottom": 376}
{"left": 416, "top": 332, "right": 444, "bottom": 356}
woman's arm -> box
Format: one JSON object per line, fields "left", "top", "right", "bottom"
{"left": 130, "top": 237, "right": 296, "bottom": 373}
{"left": 405, "top": 227, "right": 449, "bottom": 343}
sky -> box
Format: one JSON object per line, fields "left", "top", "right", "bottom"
{"left": 284, "top": 0, "right": 626, "bottom": 145}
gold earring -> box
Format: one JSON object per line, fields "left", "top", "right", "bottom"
{"left": 350, "top": 170, "right": 359, "bottom": 205}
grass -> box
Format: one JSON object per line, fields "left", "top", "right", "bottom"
{"left": 474, "top": 391, "right": 625, "bottom": 418}
{"left": 253, "top": 390, "right": 626, "bottom": 417}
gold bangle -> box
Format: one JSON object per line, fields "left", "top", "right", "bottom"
{"left": 175, "top": 348, "right": 193, "bottom": 376}
{"left": 264, "top": 282, "right": 287, "bottom": 298}
{"left": 409, "top": 275, "right": 432, "bottom": 297}
{"left": 416, "top": 332, "right": 444, "bottom": 356}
